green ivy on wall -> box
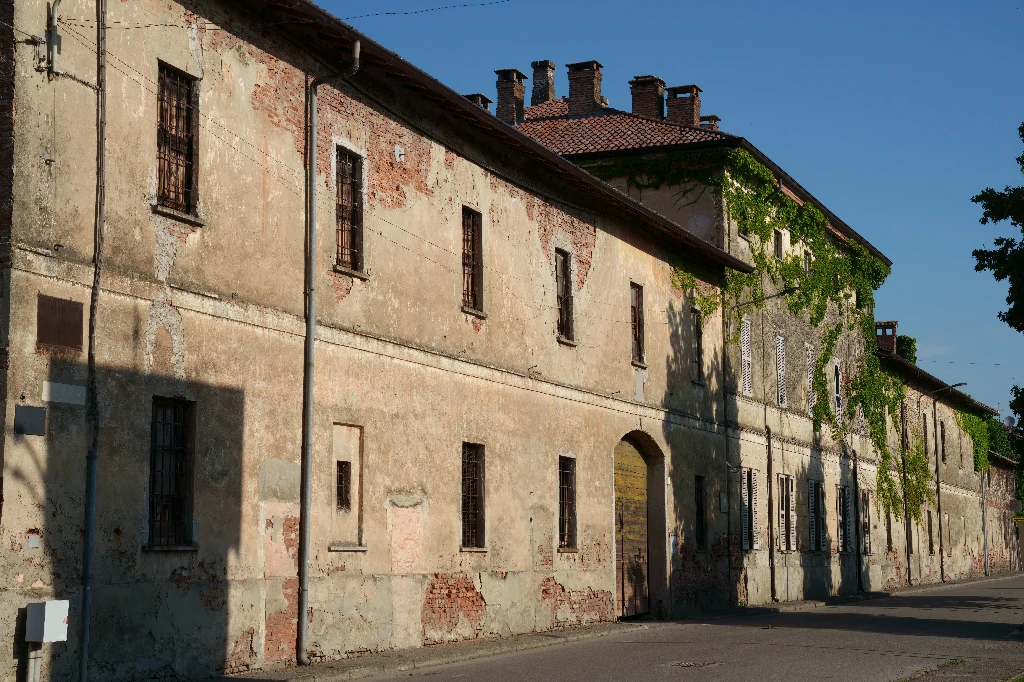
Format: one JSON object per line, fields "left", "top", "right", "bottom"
{"left": 585, "top": 148, "right": 925, "bottom": 519}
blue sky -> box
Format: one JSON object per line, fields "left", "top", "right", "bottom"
{"left": 329, "top": 0, "right": 1024, "bottom": 416}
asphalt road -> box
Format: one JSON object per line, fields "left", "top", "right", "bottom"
{"left": 366, "top": 575, "right": 1024, "bottom": 682}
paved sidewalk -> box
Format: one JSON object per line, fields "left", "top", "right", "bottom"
{"left": 213, "top": 572, "right": 1024, "bottom": 682}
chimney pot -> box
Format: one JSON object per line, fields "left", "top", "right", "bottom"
{"left": 699, "top": 114, "right": 721, "bottom": 130}
{"left": 566, "top": 60, "right": 604, "bottom": 117}
{"left": 665, "top": 84, "right": 702, "bottom": 126}
{"left": 629, "top": 75, "right": 666, "bottom": 120}
{"left": 464, "top": 93, "right": 493, "bottom": 112}
{"left": 494, "top": 69, "right": 527, "bottom": 125}
{"left": 874, "top": 320, "right": 898, "bottom": 354}
{"left": 530, "top": 60, "right": 556, "bottom": 106}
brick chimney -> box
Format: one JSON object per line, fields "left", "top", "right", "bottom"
{"left": 464, "top": 93, "right": 492, "bottom": 112}
{"left": 666, "top": 85, "right": 702, "bottom": 126}
{"left": 875, "top": 320, "right": 897, "bottom": 354}
{"left": 531, "top": 60, "right": 556, "bottom": 106}
{"left": 629, "top": 75, "right": 665, "bottom": 120}
{"left": 699, "top": 114, "right": 720, "bottom": 130}
{"left": 494, "top": 69, "right": 527, "bottom": 125}
{"left": 566, "top": 60, "right": 603, "bottom": 117}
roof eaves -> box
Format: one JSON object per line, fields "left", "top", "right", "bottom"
{"left": 879, "top": 350, "right": 998, "bottom": 416}
{"left": 245, "top": 0, "right": 752, "bottom": 274}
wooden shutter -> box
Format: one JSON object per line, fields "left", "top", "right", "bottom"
{"left": 808, "top": 478, "right": 817, "bottom": 551}
{"left": 741, "top": 467, "right": 750, "bottom": 550}
{"left": 845, "top": 487, "right": 853, "bottom": 553}
{"left": 351, "top": 156, "right": 363, "bottom": 272}
{"left": 751, "top": 469, "right": 760, "bottom": 550}
{"left": 741, "top": 319, "right": 752, "bottom": 396}
{"left": 788, "top": 476, "right": 796, "bottom": 552}
{"left": 817, "top": 482, "right": 826, "bottom": 551}
{"left": 806, "top": 345, "right": 816, "bottom": 414}
{"left": 776, "top": 335, "right": 787, "bottom": 407}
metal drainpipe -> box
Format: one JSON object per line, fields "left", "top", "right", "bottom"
{"left": 297, "top": 40, "right": 359, "bottom": 667}
{"left": 79, "top": 0, "right": 106, "bottom": 676}
{"left": 766, "top": 425, "right": 777, "bottom": 602}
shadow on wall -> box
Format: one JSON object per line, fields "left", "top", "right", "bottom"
{"left": 11, "top": 356, "right": 246, "bottom": 680}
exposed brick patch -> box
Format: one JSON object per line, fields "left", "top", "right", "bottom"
{"left": 422, "top": 573, "right": 486, "bottom": 644}
{"left": 224, "top": 627, "right": 257, "bottom": 674}
{"left": 328, "top": 272, "right": 354, "bottom": 301}
{"left": 537, "top": 532, "right": 553, "bottom": 568}
{"left": 471, "top": 317, "right": 483, "bottom": 333}
{"left": 282, "top": 515, "right": 300, "bottom": 563}
{"left": 265, "top": 577, "right": 299, "bottom": 663}
{"left": 444, "top": 150, "right": 456, "bottom": 171}
{"left": 539, "top": 576, "right": 613, "bottom": 628}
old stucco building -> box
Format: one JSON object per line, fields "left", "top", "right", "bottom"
{"left": 0, "top": 0, "right": 1018, "bottom": 679}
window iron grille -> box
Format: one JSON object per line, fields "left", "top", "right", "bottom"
{"left": 555, "top": 250, "right": 573, "bottom": 340}
{"left": 558, "top": 456, "right": 577, "bottom": 549}
{"left": 149, "top": 398, "right": 192, "bottom": 546}
{"left": 630, "top": 284, "right": 644, "bottom": 362}
{"left": 156, "top": 65, "right": 197, "bottom": 214}
{"left": 336, "top": 461, "right": 351, "bottom": 512}
{"left": 461, "top": 443, "right": 485, "bottom": 548}
{"left": 336, "top": 149, "right": 364, "bottom": 271}
{"left": 462, "top": 207, "right": 483, "bottom": 310}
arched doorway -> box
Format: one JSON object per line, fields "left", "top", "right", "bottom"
{"left": 614, "top": 433, "right": 666, "bottom": 618}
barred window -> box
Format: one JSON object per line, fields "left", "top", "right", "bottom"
{"left": 555, "top": 250, "right": 573, "bottom": 340}
{"left": 630, "top": 283, "right": 644, "bottom": 363}
{"left": 149, "top": 398, "right": 193, "bottom": 546}
{"left": 336, "top": 148, "right": 364, "bottom": 272}
{"left": 37, "top": 294, "right": 83, "bottom": 351}
{"left": 461, "top": 443, "right": 485, "bottom": 548}
{"left": 157, "top": 64, "right": 198, "bottom": 214}
{"left": 940, "top": 421, "right": 946, "bottom": 462}
{"left": 691, "top": 308, "right": 704, "bottom": 382}
{"left": 558, "top": 456, "right": 577, "bottom": 549}
{"left": 462, "top": 207, "right": 483, "bottom": 311}
{"left": 336, "top": 461, "right": 351, "bottom": 512}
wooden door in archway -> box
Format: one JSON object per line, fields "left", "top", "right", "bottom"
{"left": 615, "top": 438, "right": 649, "bottom": 617}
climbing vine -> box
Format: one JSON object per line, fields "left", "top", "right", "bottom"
{"left": 585, "top": 148, "right": 926, "bottom": 519}
{"left": 955, "top": 409, "right": 993, "bottom": 472}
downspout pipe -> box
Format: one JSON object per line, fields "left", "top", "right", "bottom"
{"left": 297, "top": 40, "right": 359, "bottom": 667}
{"left": 79, "top": 0, "right": 105, "bottom": 676}
{"left": 766, "top": 425, "right": 777, "bottom": 602}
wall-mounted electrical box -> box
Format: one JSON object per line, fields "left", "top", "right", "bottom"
{"left": 26, "top": 600, "right": 69, "bottom": 642}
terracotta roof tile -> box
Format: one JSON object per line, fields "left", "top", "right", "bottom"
{"left": 518, "top": 98, "right": 732, "bottom": 155}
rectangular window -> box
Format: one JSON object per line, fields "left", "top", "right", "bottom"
{"left": 808, "top": 479, "right": 826, "bottom": 551}
{"left": 695, "top": 475, "right": 707, "bottom": 549}
{"left": 157, "top": 64, "right": 197, "bottom": 214}
{"left": 804, "top": 251, "right": 812, "bottom": 275}
{"left": 922, "top": 414, "right": 928, "bottom": 455}
{"left": 149, "top": 398, "right": 193, "bottom": 546}
{"left": 741, "top": 467, "right": 760, "bottom": 550}
{"left": 558, "top": 456, "right": 577, "bottom": 549}
{"left": 740, "top": 318, "right": 753, "bottom": 397}
{"left": 462, "top": 207, "right": 483, "bottom": 311}
{"left": 928, "top": 511, "right": 934, "bottom": 555}
{"left": 336, "top": 461, "right": 351, "bottom": 512}
{"left": 886, "top": 509, "right": 893, "bottom": 551}
{"left": 806, "top": 345, "right": 816, "bottom": 415}
{"left": 773, "top": 230, "right": 783, "bottom": 259}
{"left": 778, "top": 474, "right": 794, "bottom": 551}
{"left": 336, "top": 148, "right": 364, "bottom": 272}
{"left": 692, "top": 308, "right": 704, "bottom": 382}
{"left": 861, "top": 489, "right": 872, "bottom": 554}
{"left": 837, "top": 485, "right": 852, "bottom": 553}
{"left": 834, "top": 363, "right": 842, "bottom": 416}
{"left": 940, "top": 421, "right": 946, "bottom": 463}
{"left": 555, "top": 249, "right": 574, "bottom": 340}
{"left": 461, "top": 443, "right": 485, "bottom": 548}
{"left": 37, "top": 294, "right": 84, "bottom": 351}
{"left": 630, "top": 283, "right": 644, "bottom": 363}
{"left": 775, "top": 334, "right": 787, "bottom": 407}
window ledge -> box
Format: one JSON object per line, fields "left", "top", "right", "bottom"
{"left": 333, "top": 264, "right": 370, "bottom": 281}
{"left": 631, "top": 360, "right": 647, "bottom": 370}
{"left": 142, "top": 544, "right": 198, "bottom": 552}
{"left": 557, "top": 335, "right": 577, "bottom": 347}
{"left": 461, "top": 305, "right": 487, "bottom": 319}
{"left": 328, "top": 544, "right": 368, "bottom": 552}
{"left": 557, "top": 547, "right": 579, "bottom": 554}
{"left": 151, "top": 203, "right": 204, "bottom": 227}
{"left": 459, "top": 546, "right": 488, "bottom": 553}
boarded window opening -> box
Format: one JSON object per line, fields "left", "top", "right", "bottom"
{"left": 555, "top": 249, "right": 574, "bottom": 340}
{"left": 157, "top": 64, "right": 198, "bottom": 214}
{"left": 558, "top": 456, "right": 577, "bottom": 549}
{"left": 149, "top": 397, "right": 193, "bottom": 546}
{"left": 36, "top": 294, "right": 83, "bottom": 351}
{"left": 336, "top": 148, "right": 364, "bottom": 272}
{"left": 630, "top": 283, "right": 644, "bottom": 363}
{"left": 461, "top": 443, "right": 485, "bottom": 548}
{"left": 462, "top": 207, "right": 483, "bottom": 311}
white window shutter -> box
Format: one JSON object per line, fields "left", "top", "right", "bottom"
{"left": 788, "top": 476, "right": 796, "bottom": 552}
{"left": 741, "top": 467, "right": 750, "bottom": 550}
{"left": 808, "top": 478, "right": 817, "bottom": 551}
{"left": 752, "top": 469, "right": 760, "bottom": 550}
{"left": 806, "top": 345, "right": 816, "bottom": 414}
{"left": 776, "top": 335, "right": 787, "bottom": 407}
{"left": 741, "top": 319, "right": 752, "bottom": 397}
